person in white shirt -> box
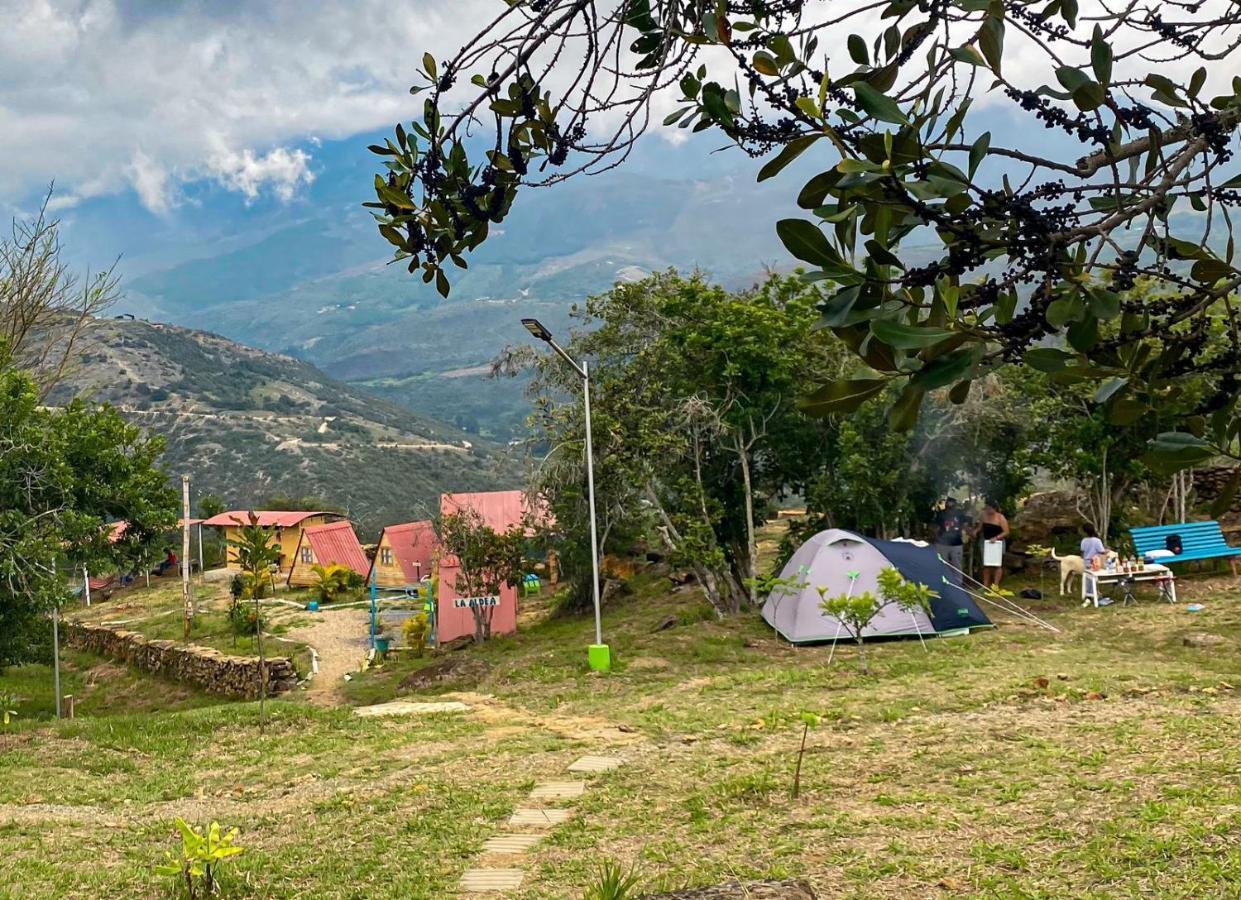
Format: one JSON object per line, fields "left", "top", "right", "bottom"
{"left": 1080, "top": 523, "right": 1108, "bottom": 568}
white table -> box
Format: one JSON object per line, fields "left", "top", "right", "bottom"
{"left": 1082, "top": 563, "right": 1176, "bottom": 607}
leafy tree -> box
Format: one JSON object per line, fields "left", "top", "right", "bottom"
{"left": 371, "top": 1, "right": 1241, "bottom": 465}
{"left": 225, "top": 513, "right": 281, "bottom": 728}
{"left": 197, "top": 495, "right": 226, "bottom": 520}
{"left": 226, "top": 515, "right": 281, "bottom": 600}
{"left": 817, "top": 567, "right": 934, "bottom": 675}
{"left": 0, "top": 366, "right": 176, "bottom": 667}
{"left": 515, "top": 271, "right": 848, "bottom": 615}
{"left": 437, "top": 507, "right": 527, "bottom": 643}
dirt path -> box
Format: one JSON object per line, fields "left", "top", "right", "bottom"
{"left": 283, "top": 609, "right": 372, "bottom": 705}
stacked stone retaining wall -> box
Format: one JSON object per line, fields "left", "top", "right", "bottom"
{"left": 64, "top": 623, "right": 299, "bottom": 699}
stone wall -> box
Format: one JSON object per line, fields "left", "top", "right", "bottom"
{"left": 63, "top": 623, "right": 299, "bottom": 699}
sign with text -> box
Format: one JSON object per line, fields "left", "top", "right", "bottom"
{"left": 453, "top": 595, "right": 500, "bottom": 609}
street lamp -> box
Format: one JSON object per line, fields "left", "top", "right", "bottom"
{"left": 521, "top": 318, "right": 610, "bottom": 673}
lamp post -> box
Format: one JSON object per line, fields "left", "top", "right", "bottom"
{"left": 521, "top": 318, "right": 610, "bottom": 672}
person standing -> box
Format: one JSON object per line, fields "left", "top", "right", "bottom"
{"left": 933, "top": 497, "right": 969, "bottom": 583}
{"left": 975, "top": 500, "right": 1010, "bottom": 589}
{"left": 1080, "top": 523, "right": 1108, "bottom": 569}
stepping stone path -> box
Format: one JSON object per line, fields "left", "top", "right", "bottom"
{"left": 353, "top": 700, "right": 471, "bottom": 718}
{"left": 458, "top": 754, "right": 624, "bottom": 895}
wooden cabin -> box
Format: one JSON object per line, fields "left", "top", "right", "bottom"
{"left": 368, "top": 520, "right": 436, "bottom": 588}
{"left": 286, "top": 520, "right": 370, "bottom": 587}
{"left": 201, "top": 510, "right": 342, "bottom": 577}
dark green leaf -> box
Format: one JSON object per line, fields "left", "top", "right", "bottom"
{"left": 968, "top": 132, "right": 990, "bottom": 179}
{"left": 758, "top": 135, "right": 820, "bottom": 182}
{"left": 871, "top": 319, "right": 956, "bottom": 349}
{"left": 777, "top": 218, "right": 844, "bottom": 267}
{"left": 979, "top": 17, "right": 1004, "bottom": 75}
{"left": 799, "top": 377, "right": 888, "bottom": 416}
{"left": 1094, "top": 376, "right": 1129, "bottom": 404}
{"left": 847, "top": 33, "right": 869, "bottom": 66}
{"left": 1090, "top": 26, "right": 1113, "bottom": 84}
{"left": 852, "top": 83, "right": 908, "bottom": 125}
{"left": 888, "top": 382, "right": 926, "bottom": 431}
{"left": 1024, "top": 347, "right": 1074, "bottom": 372}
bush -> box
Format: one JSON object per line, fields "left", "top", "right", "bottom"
{"left": 402, "top": 613, "right": 430, "bottom": 657}
{"left": 310, "top": 564, "right": 364, "bottom": 603}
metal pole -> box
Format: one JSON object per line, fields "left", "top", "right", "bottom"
{"left": 369, "top": 580, "right": 378, "bottom": 649}
{"left": 583, "top": 360, "right": 603, "bottom": 647}
{"left": 82, "top": 566, "right": 91, "bottom": 607}
{"left": 181, "top": 475, "right": 192, "bottom": 639}
{"left": 52, "top": 597, "right": 62, "bottom": 719}
{"left": 197, "top": 523, "right": 204, "bottom": 576}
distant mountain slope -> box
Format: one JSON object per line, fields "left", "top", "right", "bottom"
{"left": 48, "top": 319, "right": 523, "bottom": 537}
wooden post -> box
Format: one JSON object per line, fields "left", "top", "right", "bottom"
{"left": 182, "top": 475, "right": 193, "bottom": 640}
{"left": 64, "top": 694, "right": 75, "bottom": 720}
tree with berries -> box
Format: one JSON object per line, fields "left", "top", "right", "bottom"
{"left": 369, "top": 0, "right": 1241, "bottom": 484}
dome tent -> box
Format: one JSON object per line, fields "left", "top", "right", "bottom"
{"left": 762, "top": 529, "right": 991, "bottom": 644}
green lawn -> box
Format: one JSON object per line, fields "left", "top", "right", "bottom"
{"left": 65, "top": 579, "right": 317, "bottom": 678}
{"left": 2, "top": 565, "right": 1241, "bottom": 898}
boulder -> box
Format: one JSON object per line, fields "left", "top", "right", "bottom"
{"left": 643, "top": 881, "right": 816, "bottom": 899}
{"left": 1012, "top": 490, "right": 1082, "bottom": 548}
{"left": 1183, "top": 632, "right": 1227, "bottom": 649}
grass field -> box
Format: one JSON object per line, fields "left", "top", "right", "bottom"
{"left": 2, "top": 559, "right": 1241, "bottom": 898}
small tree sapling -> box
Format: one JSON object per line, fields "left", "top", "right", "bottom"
{"left": 818, "top": 568, "right": 935, "bottom": 675}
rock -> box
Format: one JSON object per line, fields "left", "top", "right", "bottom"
{"left": 652, "top": 616, "right": 679, "bottom": 633}
{"left": 397, "top": 656, "right": 489, "bottom": 692}
{"left": 1183, "top": 632, "right": 1227, "bottom": 649}
{"left": 643, "top": 881, "right": 816, "bottom": 899}
{"left": 1011, "top": 490, "right": 1082, "bottom": 548}
{"left": 669, "top": 570, "right": 695, "bottom": 585}
{"left": 1034, "top": 676, "right": 1050, "bottom": 689}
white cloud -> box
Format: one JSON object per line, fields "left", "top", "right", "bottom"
{"left": 0, "top": 0, "right": 486, "bottom": 211}
{"left": 208, "top": 145, "right": 314, "bottom": 203}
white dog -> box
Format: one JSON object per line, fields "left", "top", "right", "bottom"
{"left": 1050, "top": 550, "right": 1085, "bottom": 596}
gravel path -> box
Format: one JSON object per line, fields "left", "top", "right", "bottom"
{"left": 284, "top": 609, "right": 371, "bottom": 705}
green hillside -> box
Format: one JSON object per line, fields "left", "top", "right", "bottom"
{"left": 48, "top": 319, "right": 524, "bottom": 536}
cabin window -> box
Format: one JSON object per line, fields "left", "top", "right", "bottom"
{"left": 381, "top": 547, "right": 394, "bottom": 566}
{"left": 300, "top": 547, "right": 313, "bottom": 564}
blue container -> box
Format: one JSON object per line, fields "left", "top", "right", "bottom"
{"left": 375, "top": 637, "right": 391, "bottom": 653}
{"left": 306, "top": 601, "right": 320, "bottom": 612}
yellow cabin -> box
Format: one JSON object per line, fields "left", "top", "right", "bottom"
{"left": 367, "top": 521, "right": 436, "bottom": 588}
{"left": 202, "top": 510, "right": 342, "bottom": 577}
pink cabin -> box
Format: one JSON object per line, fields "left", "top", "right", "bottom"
{"left": 435, "top": 490, "right": 538, "bottom": 644}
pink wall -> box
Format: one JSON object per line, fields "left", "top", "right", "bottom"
{"left": 436, "top": 562, "right": 518, "bottom": 643}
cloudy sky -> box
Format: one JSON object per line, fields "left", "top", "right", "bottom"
{"left": 0, "top": 0, "right": 497, "bottom": 213}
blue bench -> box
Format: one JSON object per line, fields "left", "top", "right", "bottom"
{"left": 1130, "top": 521, "right": 1241, "bottom": 575}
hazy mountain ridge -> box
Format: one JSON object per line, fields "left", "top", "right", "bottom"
{"left": 49, "top": 319, "right": 523, "bottom": 536}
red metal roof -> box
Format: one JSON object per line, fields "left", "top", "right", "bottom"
{"left": 302, "top": 520, "right": 369, "bottom": 576}
{"left": 372, "top": 520, "right": 436, "bottom": 584}
{"left": 202, "top": 510, "right": 337, "bottom": 528}
{"left": 440, "top": 490, "right": 545, "bottom": 533}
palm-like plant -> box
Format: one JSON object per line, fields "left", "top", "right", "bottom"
{"left": 310, "top": 563, "right": 361, "bottom": 603}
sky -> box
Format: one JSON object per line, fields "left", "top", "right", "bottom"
{"left": 1, "top": 0, "right": 1219, "bottom": 269}
{"left": 0, "top": 0, "right": 494, "bottom": 214}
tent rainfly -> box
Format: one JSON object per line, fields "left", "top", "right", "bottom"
{"left": 762, "top": 529, "right": 992, "bottom": 644}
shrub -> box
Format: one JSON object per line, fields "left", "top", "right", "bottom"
{"left": 584, "top": 860, "right": 639, "bottom": 900}
{"left": 402, "top": 613, "right": 430, "bottom": 657}
{"left": 311, "top": 564, "right": 364, "bottom": 604}
{"left": 155, "top": 819, "right": 244, "bottom": 899}
{"left": 0, "top": 691, "right": 18, "bottom": 726}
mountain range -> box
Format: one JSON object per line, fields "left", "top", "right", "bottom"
{"left": 48, "top": 318, "right": 522, "bottom": 536}
{"left": 57, "top": 129, "right": 798, "bottom": 440}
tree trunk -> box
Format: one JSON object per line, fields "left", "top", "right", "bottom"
{"left": 855, "top": 635, "right": 868, "bottom": 675}
{"left": 738, "top": 442, "right": 758, "bottom": 608}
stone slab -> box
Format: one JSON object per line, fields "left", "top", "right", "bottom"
{"left": 567, "top": 754, "right": 624, "bottom": 773}
{"left": 353, "top": 700, "right": 470, "bottom": 718}
{"left": 459, "top": 868, "right": 524, "bottom": 892}
{"left": 529, "top": 780, "right": 586, "bottom": 800}
{"left": 481, "top": 833, "right": 543, "bottom": 854}
{"left": 508, "top": 807, "right": 573, "bottom": 827}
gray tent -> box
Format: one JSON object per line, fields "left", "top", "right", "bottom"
{"left": 762, "top": 528, "right": 991, "bottom": 644}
